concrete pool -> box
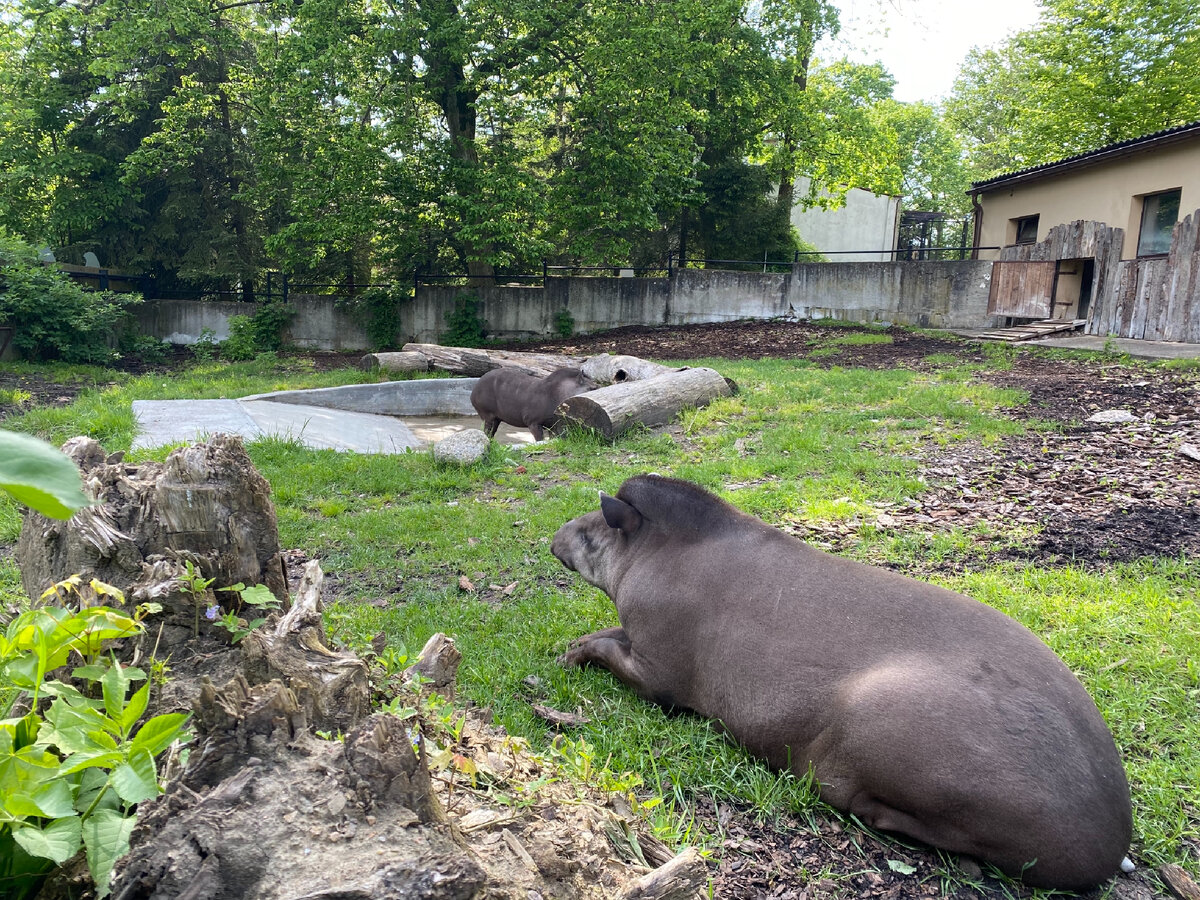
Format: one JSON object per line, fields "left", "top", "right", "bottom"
{"left": 131, "top": 377, "right": 535, "bottom": 454}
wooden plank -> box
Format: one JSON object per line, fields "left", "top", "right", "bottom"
{"left": 975, "top": 318, "right": 1086, "bottom": 342}
{"left": 1165, "top": 211, "right": 1198, "bottom": 342}
{"left": 987, "top": 261, "right": 1057, "bottom": 317}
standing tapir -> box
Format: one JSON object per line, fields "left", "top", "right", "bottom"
{"left": 470, "top": 367, "right": 597, "bottom": 441}
{"left": 552, "top": 474, "right": 1132, "bottom": 890}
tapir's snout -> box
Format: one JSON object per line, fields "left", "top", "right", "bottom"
{"left": 550, "top": 524, "right": 577, "bottom": 571}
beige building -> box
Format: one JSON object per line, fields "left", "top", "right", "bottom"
{"left": 966, "top": 123, "right": 1200, "bottom": 341}
{"left": 970, "top": 122, "right": 1200, "bottom": 261}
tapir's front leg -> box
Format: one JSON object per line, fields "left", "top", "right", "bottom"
{"left": 559, "top": 627, "right": 674, "bottom": 707}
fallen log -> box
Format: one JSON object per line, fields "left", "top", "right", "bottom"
{"left": 401, "top": 343, "right": 586, "bottom": 377}
{"left": 580, "top": 354, "right": 680, "bottom": 384}
{"left": 555, "top": 367, "right": 733, "bottom": 440}
{"left": 360, "top": 350, "right": 430, "bottom": 373}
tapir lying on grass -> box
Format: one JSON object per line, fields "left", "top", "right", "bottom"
{"left": 552, "top": 474, "right": 1132, "bottom": 890}
{"left": 470, "top": 367, "right": 597, "bottom": 441}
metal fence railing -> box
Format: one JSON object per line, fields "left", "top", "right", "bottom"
{"left": 58, "top": 247, "right": 1005, "bottom": 303}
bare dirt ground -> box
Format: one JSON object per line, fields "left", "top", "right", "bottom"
{"left": 5, "top": 323, "right": 1198, "bottom": 900}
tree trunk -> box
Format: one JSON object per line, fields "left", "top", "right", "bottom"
{"left": 555, "top": 368, "right": 734, "bottom": 439}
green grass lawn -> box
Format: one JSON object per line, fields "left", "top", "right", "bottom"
{"left": 2, "top": 343, "right": 1197, "bottom": 881}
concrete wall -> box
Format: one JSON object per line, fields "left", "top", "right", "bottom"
{"left": 976, "top": 134, "right": 1200, "bottom": 260}
{"left": 790, "top": 177, "right": 902, "bottom": 262}
{"left": 787, "top": 261, "right": 994, "bottom": 329}
{"left": 135, "top": 295, "right": 371, "bottom": 349}
{"left": 139, "top": 260, "right": 1002, "bottom": 350}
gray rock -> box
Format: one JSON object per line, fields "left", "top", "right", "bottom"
{"left": 433, "top": 429, "right": 491, "bottom": 464}
{"left": 1087, "top": 409, "right": 1138, "bottom": 424}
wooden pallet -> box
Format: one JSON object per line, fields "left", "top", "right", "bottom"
{"left": 975, "top": 318, "right": 1086, "bottom": 342}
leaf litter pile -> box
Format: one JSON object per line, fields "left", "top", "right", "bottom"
{"left": 7, "top": 322, "right": 1199, "bottom": 900}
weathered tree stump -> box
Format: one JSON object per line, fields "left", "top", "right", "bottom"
{"left": 113, "top": 679, "right": 479, "bottom": 900}
{"left": 555, "top": 367, "right": 734, "bottom": 439}
{"left": 16, "top": 434, "right": 289, "bottom": 660}
{"left": 240, "top": 560, "right": 371, "bottom": 735}
{"left": 360, "top": 350, "right": 430, "bottom": 373}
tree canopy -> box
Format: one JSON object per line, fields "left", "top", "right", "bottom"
{"left": 0, "top": 0, "right": 934, "bottom": 285}
{"left": 946, "top": 0, "right": 1200, "bottom": 179}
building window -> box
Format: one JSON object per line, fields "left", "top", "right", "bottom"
{"left": 1013, "top": 215, "right": 1039, "bottom": 245}
{"left": 1136, "top": 189, "right": 1181, "bottom": 256}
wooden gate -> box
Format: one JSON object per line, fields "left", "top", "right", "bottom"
{"left": 987, "top": 260, "right": 1058, "bottom": 318}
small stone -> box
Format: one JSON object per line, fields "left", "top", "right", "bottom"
{"left": 1087, "top": 409, "right": 1138, "bottom": 424}
{"left": 1178, "top": 443, "right": 1200, "bottom": 461}
{"left": 433, "top": 429, "right": 491, "bottom": 464}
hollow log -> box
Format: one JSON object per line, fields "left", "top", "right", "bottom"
{"left": 581, "top": 354, "right": 680, "bottom": 384}
{"left": 401, "top": 343, "right": 586, "bottom": 377}
{"left": 360, "top": 350, "right": 430, "bottom": 373}
{"left": 555, "top": 368, "right": 733, "bottom": 439}
{"left": 618, "top": 848, "right": 708, "bottom": 900}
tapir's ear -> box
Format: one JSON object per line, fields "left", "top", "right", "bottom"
{"left": 599, "top": 492, "right": 642, "bottom": 535}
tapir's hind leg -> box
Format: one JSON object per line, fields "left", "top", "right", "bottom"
{"left": 482, "top": 417, "right": 500, "bottom": 438}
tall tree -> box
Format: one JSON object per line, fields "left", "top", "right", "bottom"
{"left": 947, "top": 0, "right": 1200, "bottom": 178}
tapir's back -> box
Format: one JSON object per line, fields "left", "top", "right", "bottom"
{"left": 604, "top": 475, "right": 1132, "bottom": 888}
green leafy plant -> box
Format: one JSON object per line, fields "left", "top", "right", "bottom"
{"left": 248, "top": 301, "right": 294, "bottom": 353}
{"left": 191, "top": 329, "right": 218, "bottom": 362}
{"left": 116, "top": 329, "right": 169, "bottom": 364}
{"left": 178, "top": 561, "right": 214, "bottom": 639}
{"left": 0, "top": 429, "right": 91, "bottom": 520}
{"left": 341, "top": 287, "right": 402, "bottom": 350}
{"left": 221, "top": 303, "right": 294, "bottom": 360}
{"left": 0, "top": 231, "right": 140, "bottom": 365}
{"left": 554, "top": 307, "right": 575, "bottom": 338}
{"left": 0, "top": 585, "right": 190, "bottom": 899}
{"left": 443, "top": 293, "right": 487, "bottom": 347}
{"left": 219, "top": 316, "right": 258, "bottom": 361}
{"left": 208, "top": 583, "right": 282, "bottom": 643}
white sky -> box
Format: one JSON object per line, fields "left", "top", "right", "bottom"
{"left": 819, "top": 0, "right": 1044, "bottom": 103}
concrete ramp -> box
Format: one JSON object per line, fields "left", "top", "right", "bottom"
{"left": 132, "top": 399, "right": 426, "bottom": 454}
{"left": 132, "top": 378, "right": 535, "bottom": 454}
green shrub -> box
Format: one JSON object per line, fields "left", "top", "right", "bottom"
{"left": 191, "top": 328, "right": 218, "bottom": 361}
{"left": 0, "top": 230, "right": 140, "bottom": 364}
{"left": 554, "top": 307, "right": 575, "bottom": 338}
{"left": 116, "top": 328, "right": 169, "bottom": 364}
{"left": 443, "top": 293, "right": 487, "bottom": 347}
{"left": 220, "top": 302, "right": 294, "bottom": 361}
{"left": 248, "top": 301, "right": 294, "bottom": 352}
{"left": 220, "top": 315, "right": 258, "bottom": 361}
{"left": 340, "top": 287, "right": 402, "bottom": 351}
